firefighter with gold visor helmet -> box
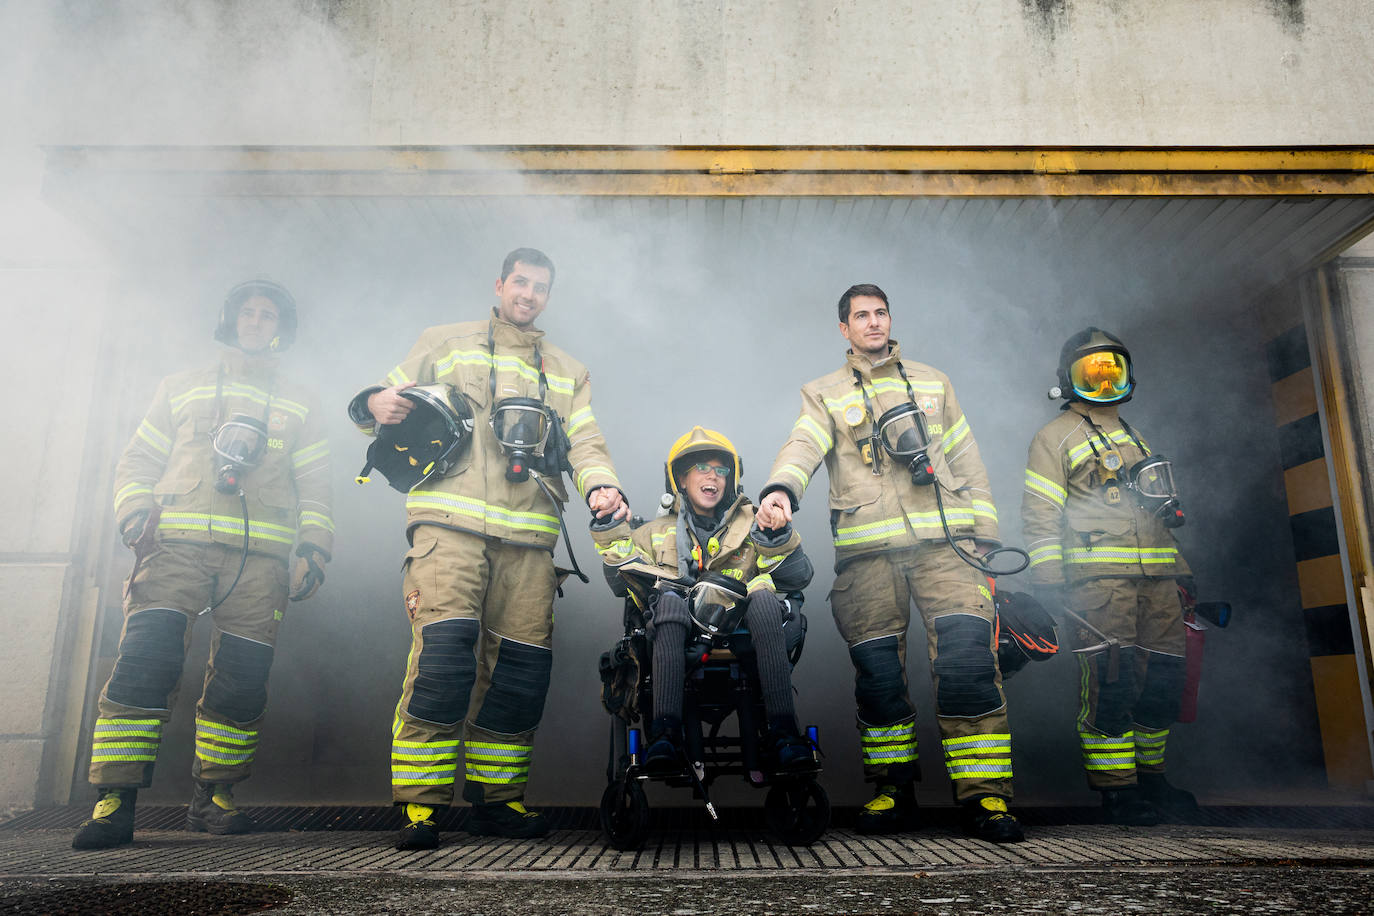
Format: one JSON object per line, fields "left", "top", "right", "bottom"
{"left": 591, "top": 426, "right": 817, "bottom": 776}
{"left": 73, "top": 279, "right": 333, "bottom": 851}
{"left": 1021, "top": 327, "right": 1199, "bottom": 825}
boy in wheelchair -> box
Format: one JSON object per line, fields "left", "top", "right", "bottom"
{"left": 592, "top": 426, "right": 817, "bottom": 777}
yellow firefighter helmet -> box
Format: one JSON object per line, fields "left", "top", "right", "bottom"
{"left": 664, "top": 426, "right": 744, "bottom": 496}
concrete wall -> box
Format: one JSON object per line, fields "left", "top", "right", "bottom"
{"left": 15, "top": 0, "right": 1374, "bottom": 147}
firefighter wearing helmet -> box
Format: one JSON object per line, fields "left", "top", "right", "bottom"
{"left": 591, "top": 426, "right": 817, "bottom": 773}
{"left": 73, "top": 279, "right": 333, "bottom": 850}
{"left": 1020, "top": 327, "right": 1199, "bottom": 824}
{"left": 756, "top": 284, "right": 1025, "bottom": 844}
{"left": 349, "top": 248, "right": 627, "bottom": 851}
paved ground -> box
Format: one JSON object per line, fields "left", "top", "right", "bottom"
{"left": 1, "top": 806, "right": 1372, "bottom": 914}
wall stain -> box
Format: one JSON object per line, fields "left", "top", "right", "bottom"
{"left": 1022, "top": 1, "right": 1306, "bottom": 40}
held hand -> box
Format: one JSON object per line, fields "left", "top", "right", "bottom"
{"left": 756, "top": 491, "right": 793, "bottom": 530}
{"left": 588, "top": 487, "right": 629, "bottom": 522}
{"left": 367, "top": 382, "right": 417, "bottom": 425}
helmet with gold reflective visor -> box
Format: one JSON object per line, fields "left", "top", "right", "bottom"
{"left": 1056, "top": 327, "right": 1134, "bottom": 405}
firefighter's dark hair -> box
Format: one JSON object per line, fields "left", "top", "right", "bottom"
{"left": 501, "top": 248, "right": 556, "bottom": 288}
{"left": 838, "top": 283, "right": 889, "bottom": 323}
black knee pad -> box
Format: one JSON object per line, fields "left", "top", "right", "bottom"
{"left": 407, "top": 617, "right": 479, "bottom": 726}
{"left": 1087, "top": 646, "right": 1139, "bottom": 736}
{"left": 473, "top": 637, "right": 553, "bottom": 735}
{"left": 647, "top": 591, "right": 691, "bottom": 638}
{"left": 204, "top": 633, "right": 275, "bottom": 723}
{"left": 849, "top": 635, "right": 913, "bottom": 725}
{"left": 105, "top": 608, "right": 188, "bottom": 709}
{"left": 932, "top": 614, "right": 1002, "bottom": 718}
{"left": 1133, "top": 650, "right": 1185, "bottom": 729}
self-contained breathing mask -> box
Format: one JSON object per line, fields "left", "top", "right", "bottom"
{"left": 212, "top": 415, "right": 270, "bottom": 494}
{"left": 489, "top": 396, "right": 571, "bottom": 482}
{"left": 355, "top": 384, "right": 474, "bottom": 492}
{"left": 1127, "top": 454, "right": 1185, "bottom": 528}
{"left": 852, "top": 367, "right": 1029, "bottom": 576}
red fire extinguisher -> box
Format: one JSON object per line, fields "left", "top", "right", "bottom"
{"left": 1177, "top": 581, "right": 1231, "bottom": 723}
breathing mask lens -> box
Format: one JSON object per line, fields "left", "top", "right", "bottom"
{"left": 876, "top": 403, "right": 935, "bottom": 485}
{"left": 1070, "top": 350, "right": 1132, "bottom": 402}
{"left": 688, "top": 574, "right": 748, "bottom": 636}
{"left": 1128, "top": 455, "right": 1185, "bottom": 527}
{"left": 212, "top": 415, "right": 269, "bottom": 493}
{"left": 490, "top": 397, "right": 552, "bottom": 482}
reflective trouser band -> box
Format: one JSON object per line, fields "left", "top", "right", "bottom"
{"left": 91, "top": 717, "right": 162, "bottom": 763}
{"left": 392, "top": 738, "right": 462, "bottom": 787}
{"left": 1065, "top": 547, "right": 1179, "bottom": 565}
{"left": 1080, "top": 731, "right": 1136, "bottom": 771}
{"left": 943, "top": 733, "right": 1013, "bottom": 780}
{"left": 860, "top": 721, "right": 918, "bottom": 765}
{"left": 194, "top": 717, "right": 259, "bottom": 768}
{"left": 465, "top": 741, "right": 532, "bottom": 785}
{"left": 1134, "top": 727, "right": 1169, "bottom": 767}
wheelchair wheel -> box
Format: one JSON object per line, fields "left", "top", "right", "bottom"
{"left": 764, "top": 778, "right": 830, "bottom": 846}
{"left": 599, "top": 779, "right": 651, "bottom": 850}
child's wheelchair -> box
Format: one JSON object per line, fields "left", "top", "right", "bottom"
{"left": 596, "top": 564, "right": 830, "bottom": 849}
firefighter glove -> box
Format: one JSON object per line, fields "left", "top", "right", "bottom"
{"left": 120, "top": 510, "right": 151, "bottom": 549}
{"left": 289, "top": 544, "right": 327, "bottom": 602}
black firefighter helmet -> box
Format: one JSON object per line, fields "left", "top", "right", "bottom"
{"left": 215, "top": 278, "right": 299, "bottom": 352}
{"left": 1055, "top": 327, "right": 1134, "bottom": 405}
{"left": 356, "top": 385, "right": 474, "bottom": 492}
{"left": 995, "top": 591, "right": 1060, "bottom": 678}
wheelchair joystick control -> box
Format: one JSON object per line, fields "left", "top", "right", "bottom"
{"left": 628, "top": 728, "right": 641, "bottom": 767}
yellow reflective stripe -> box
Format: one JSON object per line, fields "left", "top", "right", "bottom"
{"left": 756, "top": 554, "right": 784, "bottom": 570}
{"left": 1028, "top": 544, "right": 1063, "bottom": 567}
{"left": 833, "top": 516, "right": 906, "bottom": 547}
{"left": 1024, "top": 469, "right": 1067, "bottom": 506}
{"left": 650, "top": 531, "right": 667, "bottom": 548}
{"left": 1065, "top": 546, "right": 1179, "bottom": 565}
{"left": 136, "top": 420, "right": 171, "bottom": 455}
{"left": 746, "top": 574, "right": 775, "bottom": 592}
{"left": 465, "top": 741, "right": 532, "bottom": 752}
{"left": 861, "top": 722, "right": 915, "bottom": 741}
{"left": 170, "top": 384, "right": 308, "bottom": 421}
{"left": 575, "top": 465, "right": 618, "bottom": 497}
{"left": 432, "top": 348, "right": 575, "bottom": 395}
{"left": 822, "top": 390, "right": 863, "bottom": 413}
{"left": 942, "top": 415, "right": 971, "bottom": 453}
{"left": 386, "top": 366, "right": 412, "bottom": 386}
{"left": 194, "top": 720, "right": 259, "bottom": 745}
{"left": 595, "top": 537, "right": 635, "bottom": 561}
{"left": 299, "top": 510, "right": 334, "bottom": 532}
{"left": 971, "top": 499, "right": 998, "bottom": 523}
{"left": 777, "top": 463, "right": 811, "bottom": 490}
{"left": 114, "top": 482, "right": 154, "bottom": 512}
{"left": 567, "top": 406, "right": 595, "bottom": 435}
{"left": 943, "top": 734, "right": 1011, "bottom": 750}
{"left": 292, "top": 440, "right": 330, "bottom": 469}
{"left": 1067, "top": 429, "right": 1136, "bottom": 471}
{"left": 196, "top": 749, "right": 255, "bottom": 766}
{"left": 906, "top": 509, "right": 972, "bottom": 531}
{"left": 795, "top": 415, "right": 833, "bottom": 452}
{"left": 391, "top": 738, "right": 461, "bottom": 750}
{"left": 406, "top": 491, "right": 560, "bottom": 535}
{"left": 157, "top": 512, "right": 296, "bottom": 545}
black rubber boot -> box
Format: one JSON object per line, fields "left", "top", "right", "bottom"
{"left": 395, "top": 803, "right": 441, "bottom": 850}
{"left": 72, "top": 788, "right": 136, "bottom": 850}
{"left": 1138, "top": 772, "right": 1200, "bottom": 822}
{"left": 643, "top": 716, "right": 683, "bottom": 777}
{"left": 962, "top": 795, "right": 1025, "bottom": 844}
{"left": 186, "top": 783, "right": 256, "bottom": 835}
{"left": 855, "top": 783, "right": 919, "bottom": 835}
{"left": 1100, "top": 786, "right": 1161, "bottom": 826}
{"left": 464, "top": 800, "right": 549, "bottom": 839}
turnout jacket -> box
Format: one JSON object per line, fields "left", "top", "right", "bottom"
{"left": 593, "top": 493, "right": 812, "bottom": 597}
{"left": 761, "top": 341, "right": 999, "bottom": 568}
{"left": 351, "top": 311, "right": 621, "bottom": 550}
{"left": 1021, "top": 401, "right": 1191, "bottom": 586}
{"left": 112, "top": 348, "right": 334, "bottom": 563}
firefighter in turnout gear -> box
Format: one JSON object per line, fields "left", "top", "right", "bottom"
{"left": 350, "top": 249, "right": 627, "bottom": 851}
{"left": 756, "top": 284, "right": 1024, "bottom": 844}
{"left": 73, "top": 279, "right": 333, "bottom": 850}
{"left": 1021, "top": 327, "right": 1199, "bottom": 825}
{"left": 591, "top": 427, "right": 816, "bottom": 775}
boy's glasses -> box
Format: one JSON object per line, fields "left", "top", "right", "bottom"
{"left": 690, "top": 462, "right": 731, "bottom": 477}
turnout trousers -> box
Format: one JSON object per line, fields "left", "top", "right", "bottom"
{"left": 1068, "top": 576, "right": 1186, "bottom": 789}
{"left": 391, "top": 525, "right": 557, "bottom": 807}
{"left": 829, "top": 542, "right": 1011, "bottom": 802}
{"left": 89, "top": 541, "right": 288, "bottom": 788}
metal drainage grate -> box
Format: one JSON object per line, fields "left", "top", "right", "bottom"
{"left": 0, "top": 880, "right": 292, "bottom": 915}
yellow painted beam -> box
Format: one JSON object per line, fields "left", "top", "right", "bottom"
{"left": 1285, "top": 458, "right": 1335, "bottom": 517}
{"left": 1298, "top": 554, "right": 1350, "bottom": 609}
{"left": 1272, "top": 367, "right": 1320, "bottom": 428}
{"left": 43, "top": 146, "right": 1374, "bottom": 198}
{"left": 1310, "top": 654, "right": 1374, "bottom": 788}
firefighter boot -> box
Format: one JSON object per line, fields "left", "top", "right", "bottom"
{"left": 1100, "top": 787, "right": 1160, "bottom": 826}
{"left": 962, "top": 795, "right": 1025, "bottom": 844}
{"left": 1138, "top": 772, "right": 1200, "bottom": 822}
{"left": 465, "top": 800, "right": 549, "bottom": 839}
{"left": 856, "top": 783, "right": 919, "bottom": 835}
{"left": 72, "top": 788, "right": 136, "bottom": 850}
{"left": 395, "top": 803, "right": 441, "bottom": 851}
{"left": 186, "top": 783, "right": 256, "bottom": 835}
{"left": 643, "top": 716, "right": 684, "bottom": 777}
